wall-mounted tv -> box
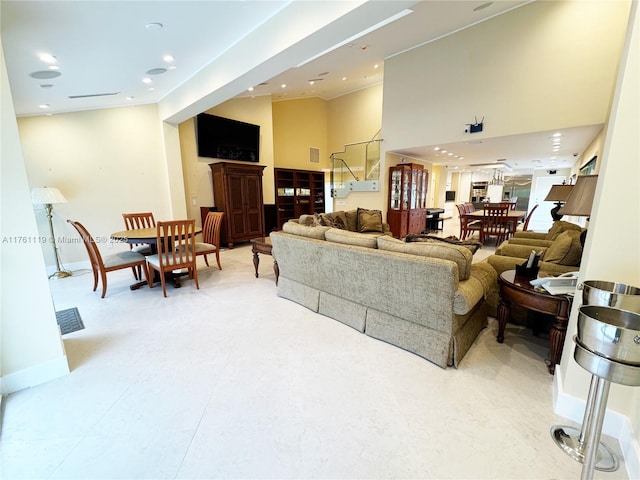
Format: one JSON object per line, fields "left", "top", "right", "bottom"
{"left": 195, "top": 113, "right": 260, "bottom": 162}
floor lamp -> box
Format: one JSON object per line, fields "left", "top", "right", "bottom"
{"left": 31, "top": 186, "right": 72, "bottom": 278}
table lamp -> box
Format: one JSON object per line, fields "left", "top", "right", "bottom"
{"left": 544, "top": 184, "right": 574, "bottom": 221}
{"left": 558, "top": 174, "right": 598, "bottom": 247}
{"left": 558, "top": 175, "right": 598, "bottom": 218}
{"left": 31, "top": 186, "right": 72, "bottom": 278}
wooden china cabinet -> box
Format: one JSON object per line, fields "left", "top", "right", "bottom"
{"left": 209, "top": 162, "right": 266, "bottom": 247}
{"left": 387, "top": 163, "right": 428, "bottom": 238}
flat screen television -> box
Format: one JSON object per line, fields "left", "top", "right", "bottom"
{"left": 195, "top": 113, "right": 260, "bottom": 162}
{"left": 445, "top": 190, "right": 456, "bottom": 202}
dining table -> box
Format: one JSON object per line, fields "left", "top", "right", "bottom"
{"left": 111, "top": 226, "right": 202, "bottom": 290}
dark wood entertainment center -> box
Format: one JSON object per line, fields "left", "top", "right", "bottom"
{"left": 209, "top": 162, "right": 265, "bottom": 248}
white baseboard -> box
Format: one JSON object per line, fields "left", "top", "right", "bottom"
{"left": 1, "top": 355, "right": 70, "bottom": 395}
{"left": 554, "top": 369, "right": 640, "bottom": 479}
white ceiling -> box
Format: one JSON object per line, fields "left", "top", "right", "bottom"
{"left": 1, "top": 0, "right": 602, "bottom": 173}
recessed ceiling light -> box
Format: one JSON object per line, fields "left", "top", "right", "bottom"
{"left": 309, "top": 81, "right": 315, "bottom": 85}
{"left": 146, "top": 68, "right": 167, "bottom": 75}
{"left": 147, "top": 87, "right": 155, "bottom": 91}
{"left": 126, "top": 96, "right": 134, "bottom": 100}
{"left": 163, "top": 54, "right": 174, "bottom": 63}
{"left": 39, "top": 54, "right": 57, "bottom": 63}
{"left": 553, "top": 132, "right": 562, "bottom": 137}
{"left": 48, "top": 65, "right": 60, "bottom": 70}
{"left": 434, "top": 147, "right": 440, "bottom": 151}
{"left": 342, "top": 77, "right": 347, "bottom": 81}
{"left": 374, "top": 64, "right": 379, "bottom": 69}
{"left": 146, "top": 22, "right": 163, "bottom": 30}
{"left": 247, "top": 87, "right": 254, "bottom": 92}
{"left": 39, "top": 104, "right": 50, "bottom": 109}
{"left": 30, "top": 70, "right": 62, "bottom": 79}
{"left": 281, "top": 84, "right": 286, "bottom": 88}
{"left": 142, "top": 77, "right": 152, "bottom": 84}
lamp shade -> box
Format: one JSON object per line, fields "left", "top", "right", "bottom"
{"left": 544, "top": 184, "right": 574, "bottom": 202}
{"left": 558, "top": 175, "right": 598, "bottom": 216}
{"left": 31, "top": 187, "right": 67, "bottom": 205}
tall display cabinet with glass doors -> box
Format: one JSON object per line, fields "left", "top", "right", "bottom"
{"left": 387, "top": 163, "right": 427, "bottom": 238}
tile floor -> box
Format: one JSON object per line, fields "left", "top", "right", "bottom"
{"left": 0, "top": 218, "right": 628, "bottom": 479}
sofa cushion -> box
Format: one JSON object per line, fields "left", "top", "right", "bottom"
{"left": 282, "top": 221, "right": 330, "bottom": 239}
{"left": 315, "top": 212, "right": 345, "bottom": 229}
{"left": 405, "top": 233, "right": 483, "bottom": 254}
{"left": 468, "top": 262, "right": 498, "bottom": 296}
{"left": 543, "top": 230, "right": 583, "bottom": 266}
{"left": 546, "top": 220, "right": 583, "bottom": 240}
{"left": 377, "top": 235, "right": 472, "bottom": 281}
{"left": 298, "top": 214, "right": 316, "bottom": 226}
{"left": 357, "top": 208, "right": 384, "bottom": 233}
{"left": 344, "top": 209, "right": 358, "bottom": 232}
{"left": 325, "top": 228, "right": 381, "bottom": 248}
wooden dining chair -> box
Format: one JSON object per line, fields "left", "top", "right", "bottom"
{"left": 481, "top": 205, "right": 510, "bottom": 244}
{"left": 122, "top": 212, "right": 156, "bottom": 280}
{"left": 187, "top": 211, "right": 224, "bottom": 269}
{"left": 67, "top": 220, "right": 150, "bottom": 298}
{"left": 517, "top": 203, "right": 539, "bottom": 232}
{"left": 456, "top": 203, "right": 482, "bottom": 240}
{"left": 146, "top": 219, "right": 199, "bottom": 297}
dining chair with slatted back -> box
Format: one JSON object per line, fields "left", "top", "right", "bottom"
{"left": 481, "top": 205, "right": 510, "bottom": 244}
{"left": 193, "top": 211, "right": 224, "bottom": 269}
{"left": 518, "top": 204, "right": 539, "bottom": 232}
{"left": 146, "top": 219, "right": 199, "bottom": 297}
{"left": 122, "top": 212, "right": 156, "bottom": 280}
{"left": 456, "top": 203, "right": 481, "bottom": 240}
{"left": 67, "top": 220, "right": 150, "bottom": 298}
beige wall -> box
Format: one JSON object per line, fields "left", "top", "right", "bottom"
{"left": 272, "top": 97, "right": 328, "bottom": 171}
{"left": 1, "top": 41, "right": 68, "bottom": 393}
{"left": 17, "top": 105, "right": 174, "bottom": 266}
{"left": 382, "top": 0, "right": 629, "bottom": 152}
{"left": 327, "top": 83, "right": 386, "bottom": 212}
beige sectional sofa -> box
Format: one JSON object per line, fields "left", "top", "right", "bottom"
{"left": 270, "top": 210, "right": 496, "bottom": 368}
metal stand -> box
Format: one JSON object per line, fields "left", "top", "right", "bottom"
{"left": 551, "top": 376, "right": 618, "bottom": 472}
{"left": 45, "top": 203, "right": 72, "bottom": 279}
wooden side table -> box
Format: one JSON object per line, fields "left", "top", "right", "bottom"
{"left": 497, "top": 270, "right": 573, "bottom": 374}
{"left": 250, "top": 237, "right": 279, "bottom": 284}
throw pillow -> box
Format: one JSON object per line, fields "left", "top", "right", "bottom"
{"left": 405, "top": 234, "right": 483, "bottom": 255}
{"left": 319, "top": 212, "right": 346, "bottom": 230}
{"left": 344, "top": 210, "right": 358, "bottom": 232}
{"left": 543, "top": 230, "right": 583, "bottom": 265}
{"left": 357, "top": 208, "right": 384, "bottom": 233}
{"left": 546, "top": 220, "right": 583, "bottom": 241}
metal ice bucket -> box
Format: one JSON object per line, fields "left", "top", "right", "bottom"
{"left": 581, "top": 280, "right": 640, "bottom": 313}
{"left": 577, "top": 305, "right": 640, "bottom": 365}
